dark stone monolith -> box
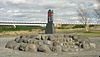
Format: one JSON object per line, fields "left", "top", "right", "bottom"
{"left": 45, "top": 9, "right": 54, "bottom": 34}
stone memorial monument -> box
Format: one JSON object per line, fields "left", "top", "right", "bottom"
{"left": 45, "top": 9, "right": 54, "bottom": 34}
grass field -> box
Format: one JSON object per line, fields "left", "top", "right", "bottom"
{"left": 0, "top": 25, "right": 100, "bottom": 37}
{"left": 75, "top": 31, "right": 100, "bottom": 37}
{"left": 0, "top": 25, "right": 45, "bottom": 32}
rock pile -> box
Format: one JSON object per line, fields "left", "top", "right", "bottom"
{"left": 5, "top": 34, "right": 96, "bottom": 53}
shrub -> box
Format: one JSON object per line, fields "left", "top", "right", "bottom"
{"left": 72, "top": 25, "right": 85, "bottom": 28}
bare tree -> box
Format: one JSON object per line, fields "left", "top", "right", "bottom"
{"left": 94, "top": 9, "right": 100, "bottom": 24}
{"left": 95, "top": 0, "right": 100, "bottom": 24}
{"left": 77, "top": 7, "right": 90, "bottom": 32}
{"left": 96, "top": 0, "right": 100, "bottom": 10}
{"left": 97, "top": 0, "right": 100, "bottom": 4}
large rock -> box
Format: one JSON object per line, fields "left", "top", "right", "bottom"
{"left": 43, "top": 40, "right": 53, "bottom": 45}
{"left": 16, "top": 38, "right": 24, "bottom": 43}
{"left": 80, "top": 41, "right": 90, "bottom": 49}
{"left": 26, "top": 44, "right": 37, "bottom": 52}
{"left": 41, "top": 35, "right": 51, "bottom": 40}
{"left": 37, "top": 44, "right": 51, "bottom": 53}
{"left": 29, "top": 35, "right": 38, "bottom": 38}
{"left": 62, "top": 47, "right": 69, "bottom": 52}
{"left": 47, "top": 35, "right": 56, "bottom": 41}
{"left": 27, "top": 38, "right": 36, "bottom": 44}
{"left": 53, "top": 40, "right": 60, "bottom": 46}
{"left": 52, "top": 45, "right": 62, "bottom": 52}
{"left": 5, "top": 34, "right": 96, "bottom": 53}
{"left": 5, "top": 40, "right": 20, "bottom": 50}
{"left": 89, "top": 43, "right": 96, "bottom": 48}
{"left": 15, "top": 37, "right": 20, "bottom": 43}
{"left": 62, "top": 43, "right": 70, "bottom": 52}
{"left": 19, "top": 43, "right": 28, "bottom": 51}
{"left": 22, "top": 38, "right": 29, "bottom": 43}
{"left": 71, "top": 35, "right": 79, "bottom": 42}
{"left": 15, "top": 36, "right": 29, "bottom": 43}
{"left": 37, "top": 40, "right": 44, "bottom": 46}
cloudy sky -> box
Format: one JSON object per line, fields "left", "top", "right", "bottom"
{"left": 0, "top": 0, "right": 99, "bottom": 24}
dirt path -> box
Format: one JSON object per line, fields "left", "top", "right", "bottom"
{"left": 0, "top": 37, "right": 100, "bottom": 57}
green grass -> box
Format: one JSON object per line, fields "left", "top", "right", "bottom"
{"left": 56, "top": 24, "right": 99, "bottom": 29}
{"left": 75, "top": 31, "right": 100, "bottom": 37}
{"left": 0, "top": 25, "right": 100, "bottom": 37}
{"left": 0, "top": 25, "right": 45, "bottom": 32}
{"left": 84, "top": 31, "right": 100, "bottom": 34}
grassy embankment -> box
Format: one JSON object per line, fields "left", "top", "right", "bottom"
{"left": 0, "top": 24, "right": 100, "bottom": 37}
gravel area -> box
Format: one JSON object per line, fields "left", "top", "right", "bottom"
{"left": 0, "top": 37, "right": 100, "bottom": 57}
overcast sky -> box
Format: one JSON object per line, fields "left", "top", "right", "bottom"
{"left": 0, "top": 0, "right": 99, "bottom": 24}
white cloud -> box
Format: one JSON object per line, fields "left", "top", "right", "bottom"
{"left": 0, "top": 8, "right": 4, "bottom": 10}
{"left": 8, "top": 0, "right": 27, "bottom": 3}
{"left": 7, "top": 0, "right": 33, "bottom": 4}
{"left": 0, "top": 0, "right": 99, "bottom": 23}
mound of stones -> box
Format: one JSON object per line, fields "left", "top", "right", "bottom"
{"left": 5, "top": 34, "right": 96, "bottom": 53}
